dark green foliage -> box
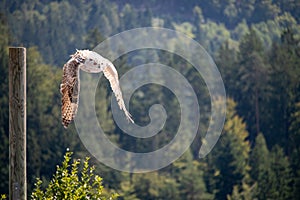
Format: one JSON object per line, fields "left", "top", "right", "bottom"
{"left": 120, "top": 150, "right": 212, "bottom": 200}
{"left": 206, "top": 99, "right": 250, "bottom": 200}
{"left": 216, "top": 41, "right": 239, "bottom": 97}
{"left": 131, "top": 172, "right": 180, "bottom": 200}
{"left": 251, "top": 0, "right": 281, "bottom": 23}
{"left": 85, "top": 28, "right": 105, "bottom": 50}
{"left": 249, "top": 133, "right": 273, "bottom": 199}
{"left": 290, "top": 102, "right": 300, "bottom": 199}
{"left": 267, "top": 28, "right": 300, "bottom": 148}
{"left": 237, "top": 28, "right": 270, "bottom": 142}
{"left": 269, "top": 145, "right": 293, "bottom": 200}
{"left": 0, "top": 15, "right": 9, "bottom": 195}
{"left": 172, "top": 150, "right": 213, "bottom": 200}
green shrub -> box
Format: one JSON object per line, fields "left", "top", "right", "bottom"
{"left": 31, "top": 151, "right": 118, "bottom": 200}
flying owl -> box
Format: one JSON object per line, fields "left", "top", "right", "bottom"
{"left": 60, "top": 49, "right": 134, "bottom": 128}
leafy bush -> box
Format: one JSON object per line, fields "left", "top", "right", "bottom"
{"left": 31, "top": 151, "right": 118, "bottom": 200}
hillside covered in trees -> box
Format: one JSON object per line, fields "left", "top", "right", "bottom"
{"left": 1, "top": 0, "right": 300, "bottom": 199}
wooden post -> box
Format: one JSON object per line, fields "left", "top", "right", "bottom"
{"left": 9, "top": 47, "right": 27, "bottom": 200}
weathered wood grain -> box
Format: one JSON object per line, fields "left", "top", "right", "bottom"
{"left": 9, "top": 47, "right": 27, "bottom": 200}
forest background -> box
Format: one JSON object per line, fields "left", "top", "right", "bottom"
{"left": 0, "top": 0, "right": 300, "bottom": 199}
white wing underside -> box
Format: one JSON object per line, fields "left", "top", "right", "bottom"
{"left": 103, "top": 65, "right": 134, "bottom": 123}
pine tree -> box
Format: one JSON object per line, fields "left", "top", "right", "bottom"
{"left": 249, "top": 133, "right": 272, "bottom": 199}
{"left": 290, "top": 102, "right": 300, "bottom": 199}
{"left": 216, "top": 41, "right": 239, "bottom": 98}
{"left": 206, "top": 98, "right": 250, "bottom": 200}
{"left": 172, "top": 150, "right": 213, "bottom": 200}
{"left": 267, "top": 28, "right": 300, "bottom": 147}
{"left": 237, "top": 28, "right": 270, "bottom": 143}
{"left": 269, "top": 145, "right": 293, "bottom": 200}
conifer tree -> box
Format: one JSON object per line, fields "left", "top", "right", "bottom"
{"left": 237, "top": 28, "right": 270, "bottom": 142}
{"left": 249, "top": 133, "right": 272, "bottom": 199}
{"left": 206, "top": 98, "right": 250, "bottom": 200}
{"left": 290, "top": 102, "right": 300, "bottom": 199}
{"left": 268, "top": 28, "right": 300, "bottom": 147}
{"left": 269, "top": 145, "right": 293, "bottom": 200}
{"left": 173, "top": 150, "right": 213, "bottom": 200}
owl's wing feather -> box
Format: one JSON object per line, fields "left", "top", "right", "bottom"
{"left": 61, "top": 49, "right": 134, "bottom": 128}
{"left": 103, "top": 64, "right": 134, "bottom": 123}
{"left": 61, "top": 59, "right": 81, "bottom": 128}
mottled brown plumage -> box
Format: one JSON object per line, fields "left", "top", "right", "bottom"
{"left": 60, "top": 59, "right": 81, "bottom": 128}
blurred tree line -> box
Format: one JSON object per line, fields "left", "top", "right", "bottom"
{"left": 0, "top": 0, "right": 300, "bottom": 199}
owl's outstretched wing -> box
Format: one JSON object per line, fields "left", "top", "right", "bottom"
{"left": 60, "top": 59, "right": 81, "bottom": 128}
{"left": 60, "top": 49, "right": 134, "bottom": 128}
{"left": 103, "top": 63, "right": 134, "bottom": 123}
